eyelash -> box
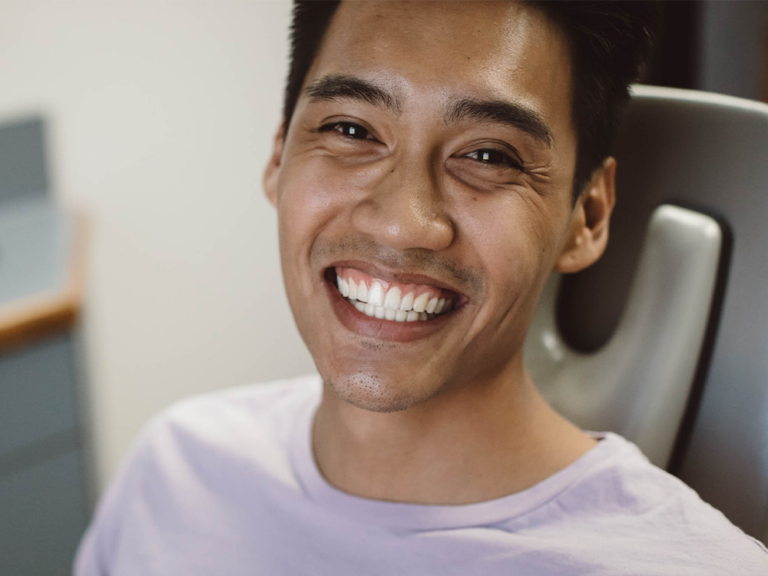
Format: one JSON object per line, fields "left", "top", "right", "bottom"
{"left": 317, "top": 121, "right": 524, "bottom": 172}
{"left": 464, "top": 148, "right": 524, "bottom": 172}
{"left": 318, "top": 121, "right": 375, "bottom": 140}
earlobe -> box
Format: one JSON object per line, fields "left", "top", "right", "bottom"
{"left": 263, "top": 123, "right": 286, "bottom": 209}
{"left": 554, "top": 157, "right": 617, "bottom": 274}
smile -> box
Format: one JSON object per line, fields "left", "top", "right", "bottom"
{"left": 333, "top": 266, "right": 458, "bottom": 323}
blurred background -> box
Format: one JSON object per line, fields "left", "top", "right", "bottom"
{"left": 0, "top": 1, "right": 310, "bottom": 494}
{"left": 0, "top": 0, "right": 767, "bottom": 573}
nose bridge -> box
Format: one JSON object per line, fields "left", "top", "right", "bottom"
{"left": 351, "top": 148, "right": 454, "bottom": 251}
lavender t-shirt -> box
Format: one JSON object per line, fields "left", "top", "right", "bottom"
{"left": 74, "top": 374, "right": 768, "bottom": 575}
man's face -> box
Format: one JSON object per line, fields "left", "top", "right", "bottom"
{"left": 266, "top": 0, "right": 583, "bottom": 412}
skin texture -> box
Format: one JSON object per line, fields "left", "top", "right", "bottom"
{"left": 264, "top": 0, "right": 616, "bottom": 505}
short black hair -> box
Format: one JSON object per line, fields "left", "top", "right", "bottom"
{"left": 531, "top": 1, "right": 661, "bottom": 196}
{"left": 282, "top": 0, "right": 661, "bottom": 199}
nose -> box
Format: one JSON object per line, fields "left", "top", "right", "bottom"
{"left": 350, "top": 155, "right": 455, "bottom": 252}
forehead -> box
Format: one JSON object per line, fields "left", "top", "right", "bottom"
{"left": 307, "top": 0, "right": 574, "bottom": 138}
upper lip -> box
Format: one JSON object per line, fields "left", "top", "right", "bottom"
{"left": 325, "top": 259, "right": 467, "bottom": 299}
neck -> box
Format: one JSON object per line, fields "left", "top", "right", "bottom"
{"left": 312, "top": 356, "right": 596, "bottom": 505}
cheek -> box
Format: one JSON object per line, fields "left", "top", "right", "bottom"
{"left": 275, "top": 156, "right": 385, "bottom": 303}
{"left": 277, "top": 156, "right": 381, "bottom": 228}
{"left": 273, "top": 159, "right": 339, "bottom": 311}
{"left": 454, "top": 193, "right": 562, "bottom": 366}
{"left": 276, "top": 155, "right": 391, "bottom": 257}
{"left": 456, "top": 190, "right": 558, "bottom": 290}
{"left": 278, "top": 160, "right": 340, "bottom": 243}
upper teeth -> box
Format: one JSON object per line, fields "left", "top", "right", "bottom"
{"left": 336, "top": 274, "right": 453, "bottom": 322}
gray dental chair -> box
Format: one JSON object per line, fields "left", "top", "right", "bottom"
{"left": 524, "top": 86, "right": 768, "bottom": 543}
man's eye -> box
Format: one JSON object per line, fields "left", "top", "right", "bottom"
{"left": 319, "top": 121, "right": 372, "bottom": 140}
{"left": 465, "top": 148, "right": 522, "bottom": 170}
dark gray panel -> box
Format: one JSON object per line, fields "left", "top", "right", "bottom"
{"left": 558, "top": 90, "right": 768, "bottom": 539}
{"left": 698, "top": 0, "right": 768, "bottom": 101}
{"left": 0, "top": 335, "right": 78, "bottom": 457}
{"left": 0, "top": 117, "right": 48, "bottom": 205}
{"left": 0, "top": 449, "right": 88, "bottom": 576}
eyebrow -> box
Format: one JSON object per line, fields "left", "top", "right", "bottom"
{"left": 304, "top": 74, "right": 402, "bottom": 115}
{"left": 445, "top": 98, "right": 553, "bottom": 147}
{"left": 304, "top": 74, "right": 552, "bottom": 147}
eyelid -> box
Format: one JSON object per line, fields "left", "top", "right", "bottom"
{"left": 464, "top": 146, "right": 526, "bottom": 172}
{"left": 317, "top": 119, "right": 381, "bottom": 142}
{"left": 459, "top": 137, "right": 525, "bottom": 162}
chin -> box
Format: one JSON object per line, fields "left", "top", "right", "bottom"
{"left": 324, "top": 370, "right": 442, "bottom": 414}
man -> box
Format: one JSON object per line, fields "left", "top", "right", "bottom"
{"left": 75, "top": 1, "right": 768, "bottom": 574}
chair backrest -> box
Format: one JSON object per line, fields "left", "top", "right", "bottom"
{"left": 525, "top": 86, "right": 768, "bottom": 542}
{"left": 525, "top": 204, "right": 722, "bottom": 469}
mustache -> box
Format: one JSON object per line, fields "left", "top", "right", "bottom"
{"left": 311, "top": 236, "right": 484, "bottom": 295}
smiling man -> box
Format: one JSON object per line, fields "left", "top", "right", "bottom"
{"left": 75, "top": 1, "right": 768, "bottom": 574}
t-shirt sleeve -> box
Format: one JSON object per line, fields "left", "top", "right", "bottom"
{"left": 72, "top": 416, "right": 163, "bottom": 576}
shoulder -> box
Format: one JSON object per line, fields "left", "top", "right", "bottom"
{"left": 162, "top": 372, "right": 322, "bottom": 423}
{"left": 554, "top": 432, "right": 768, "bottom": 574}
{"left": 74, "top": 374, "right": 321, "bottom": 575}
{"left": 156, "top": 373, "right": 321, "bottom": 441}
{"left": 137, "top": 373, "right": 322, "bottom": 479}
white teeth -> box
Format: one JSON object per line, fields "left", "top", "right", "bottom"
{"left": 426, "top": 297, "right": 438, "bottom": 314}
{"left": 369, "top": 282, "right": 384, "bottom": 306}
{"left": 338, "top": 273, "right": 456, "bottom": 322}
{"left": 337, "top": 276, "right": 349, "bottom": 297}
{"left": 357, "top": 281, "right": 369, "bottom": 303}
{"left": 412, "top": 293, "right": 430, "bottom": 313}
{"left": 384, "top": 286, "right": 401, "bottom": 310}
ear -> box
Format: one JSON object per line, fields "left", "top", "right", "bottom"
{"left": 263, "top": 123, "right": 286, "bottom": 209}
{"left": 554, "top": 157, "right": 617, "bottom": 274}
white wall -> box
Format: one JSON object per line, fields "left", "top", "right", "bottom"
{"left": 0, "top": 1, "right": 316, "bottom": 495}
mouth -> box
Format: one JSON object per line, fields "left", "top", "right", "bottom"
{"left": 334, "top": 265, "right": 460, "bottom": 320}
{"left": 322, "top": 264, "right": 467, "bottom": 341}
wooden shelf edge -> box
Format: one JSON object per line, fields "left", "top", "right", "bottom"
{"left": 0, "top": 210, "right": 88, "bottom": 354}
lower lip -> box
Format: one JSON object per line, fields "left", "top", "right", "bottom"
{"left": 324, "top": 275, "right": 459, "bottom": 343}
